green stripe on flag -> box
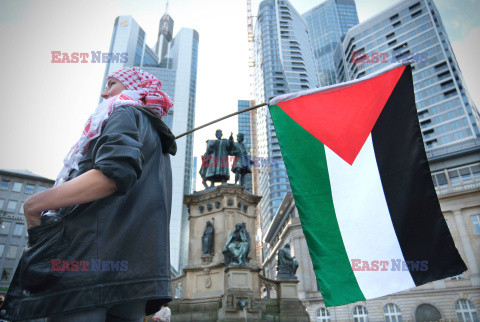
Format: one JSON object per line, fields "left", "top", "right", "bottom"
{"left": 269, "top": 104, "right": 365, "bottom": 306}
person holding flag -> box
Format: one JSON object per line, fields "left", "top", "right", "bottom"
{"left": 1, "top": 67, "right": 176, "bottom": 321}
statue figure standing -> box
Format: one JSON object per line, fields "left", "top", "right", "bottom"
{"left": 223, "top": 223, "right": 250, "bottom": 266}
{"left": 202, "top": 220, "right": 214, "bottom": 256}
{"left": 230, "top": 133, "right": 252, "bottom": 187}
{"left": 199, "top": 129, "right": 234, "bottom": 189}
{"left": 277, "top": 243, "right": 299, "bottom": 279}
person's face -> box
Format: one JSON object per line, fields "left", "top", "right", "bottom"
{"left": 216, "top": 130, "right": 222, "bottom": 139}
{"left": 237, "top": 134, "right": 244, "bottom": 142}
{"left": 101, "top": 77, "right": 127, "bottom": 99}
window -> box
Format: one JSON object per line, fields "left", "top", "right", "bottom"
{"left": 13, "top": 223, "right": 25, "bottom": 236}
{"left": 0, "top": 199, "right": 4, "bottom": 210}
{"left": 472, "top": 215, "right": 480, "bottom": 234}
{"left": 12, "top": 182, "right": 23, "bottom": 192}
{"left": 353, "top": 306, "right": 369, "bottom": 322}
{"left": 455, "top": 299, "right": 478, "bottom": 322}
{"left": 316, "top": 307, "right": 331, "bottom": 321}
{"left": 7, "top": 245, "right": 18, "bottom": 258}
{"left": 37, "top": 186, "right": 48, "bottom": 193}
{"left": 0, "top": 244, "right": 4, "bottom": 256}
{"left": 1, "top": 268, "right": 11, "bottom": 281}
{"left": 416, "top": 304, "right": 441, "bottom": 321}
{"left": 19, "top": 202, "right": 24, "bottom": 214}
{"left": 384, "top": 304, "right": 402, "bottom": 321}
{"left": 1, "top": 221, "right": 11, "bottom": 234}
{"left": 6, "top": 200, "right": 17, "bottom": 212}
{"left": 25, "top": 184, "right": 35, "bottom": 194}
{"left": 450, "top": 274, "right": 465, "bottom": 280}
{"left": 0, "top": 180, "right": 9, "bottom": 190}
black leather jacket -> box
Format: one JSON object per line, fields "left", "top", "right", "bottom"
{"left": 1, "top": 105, "right": 176, "bottom": 321}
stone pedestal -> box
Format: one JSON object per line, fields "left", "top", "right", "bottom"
{"left": 170, "top": 185, "right": 309, "bottom": 321}
{"left": 278, "top": 279, "right": 299, "bottom": 299}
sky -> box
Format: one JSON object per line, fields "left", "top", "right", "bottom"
{"left": 0, "top": 0, "right": 479, "bottom": 192}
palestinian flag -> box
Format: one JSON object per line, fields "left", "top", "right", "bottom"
{"left": 269, "top": 64, "right": 467, "bottom": 307}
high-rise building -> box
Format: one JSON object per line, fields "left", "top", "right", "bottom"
{"left": 254, "top": 0, "right": 318, "bottom": 258}
{"left": 0, "top": 170, "right": 54, "bottom": 289}
{"left": 303, "top": 0, "right": 359, "bottom": 86}
{"left": 334, "top": 0, "right": 480, "bottom": 159}
{"left": 237, "top": 100, "right": 253, "bottom": 192}
{"left": 191, "top": 156, "right": 197, "bottom": 194}
{"left": 155, "top": 13, "right": 174, "bottom": 62}
{"left": 101, "top": 14, "right": 199, "bottom": 271}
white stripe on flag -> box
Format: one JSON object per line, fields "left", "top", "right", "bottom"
{"left": 325, "top": 135, "right": 415, "bottom": 299}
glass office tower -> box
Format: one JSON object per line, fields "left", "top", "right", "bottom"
{"left": 254, "top": 0, "right": 318, "bottom": 257}
{"left": 334, "top": 0, "right": 480, "bottom": 158}
{"left": 303, "top": 0, "right": 359, "bottom": 86}
{"left": 237, "top": 100, "right": 253, "bottom": 192}
{"left": 101, "top": 15, "right": 199, "bottom": 271}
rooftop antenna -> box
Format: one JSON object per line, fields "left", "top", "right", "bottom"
{"left": 165, "top": 0, "right": 169, "bottom": 14}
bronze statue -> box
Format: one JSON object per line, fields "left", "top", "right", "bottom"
{"left": 223, "top": 223, "right": 250, "bottom": 266}
{"left": 277, "top": 243, "right": 298, "bottom": 279}
{"left": 241, "top": 222, "right": 250, "bottom": 259}
{"left": 199, "top": 129, "right": 234, "bottom": 189}
{"left": 202, "top": 220, "right": 214, "bottom": 256}
{"left": 230, "top": 133, "right": 252, "bottom": 187}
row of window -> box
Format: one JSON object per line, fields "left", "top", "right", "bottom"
{"left": 432, "top": 163, "right": 480, "bottom": 186}
{"left": 0, "top": 243, "right": 21, "bottom": 259}
{"left": 0, "top": 180, "right": 47, "bottom": 194}
{"left": 0, "top": 199, "right": 23, "bottom": 214}
{"left": 0, "top": 221, "right": 26, "bottom": 236}
{"left": 417, "top": 97, "right": 460, "bottom": 120}
{"left": 315, "top": 299, "right": 478, "bottom": 322}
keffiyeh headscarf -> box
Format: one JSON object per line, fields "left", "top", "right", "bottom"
{"left": 54, "top": 67, "right": 173, "bottom": 188}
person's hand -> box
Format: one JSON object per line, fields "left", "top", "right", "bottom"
{"left": 23, "top": 195, "right": 43, "bottom": 228}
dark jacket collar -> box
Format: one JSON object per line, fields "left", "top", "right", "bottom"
{"left": 133, "top": 106, "right": 177, "bottom": 156}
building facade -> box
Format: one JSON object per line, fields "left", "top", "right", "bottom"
{"left": 101, "top": 14, "right": 199, "bottom": 271}
{"left": 334, "top": 0, "right": 480, "bottom": 158}
{"left": 254, "top": 0, "right": 318, "bottom": 260}
{"left": 303, "top": 0, "right": 359, "bottom": 86}
{"left": 0, "top": 170, "right": 54, "bottom": 291}
{"left": 263, "top": 169, "right": 480, "bottom": 320}
{"left": 237, "top": 100, "right": 253, "bottom": 192}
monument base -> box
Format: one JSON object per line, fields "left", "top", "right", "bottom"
{"left": 170, "top": 297, "right": 309, "bottom": 321}
{"left": 171, "top": 265, "right": 308, "bottom": 321}
{"left": 170, "top": 186, "right": 309, "bottom": 321}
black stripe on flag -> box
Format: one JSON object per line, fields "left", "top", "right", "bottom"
{"left": 371, "top": 65, "right": 467, "bottom": 285}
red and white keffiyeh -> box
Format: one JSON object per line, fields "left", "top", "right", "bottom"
{"left": 54, "top": 67, "right": 173, "bottom": 188}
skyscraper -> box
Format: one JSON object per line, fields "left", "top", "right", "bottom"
{"left": 303, "top": 0, "right": 359, "bottom": 86}
{"left": 237, "top": 100, "right": 253, "bottom": 192}
{"left": 334, "top": 0, "right": 480, "bottom": 159}
{"left": 254, "top": 0, "right": 318, "bottom": 256}
{"left": 101, "top": 14, "right": 199, "bottom": 271}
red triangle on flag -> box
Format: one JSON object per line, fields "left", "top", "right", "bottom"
{"left": 277, "top": 66, "right": 405, "bottom": 165}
